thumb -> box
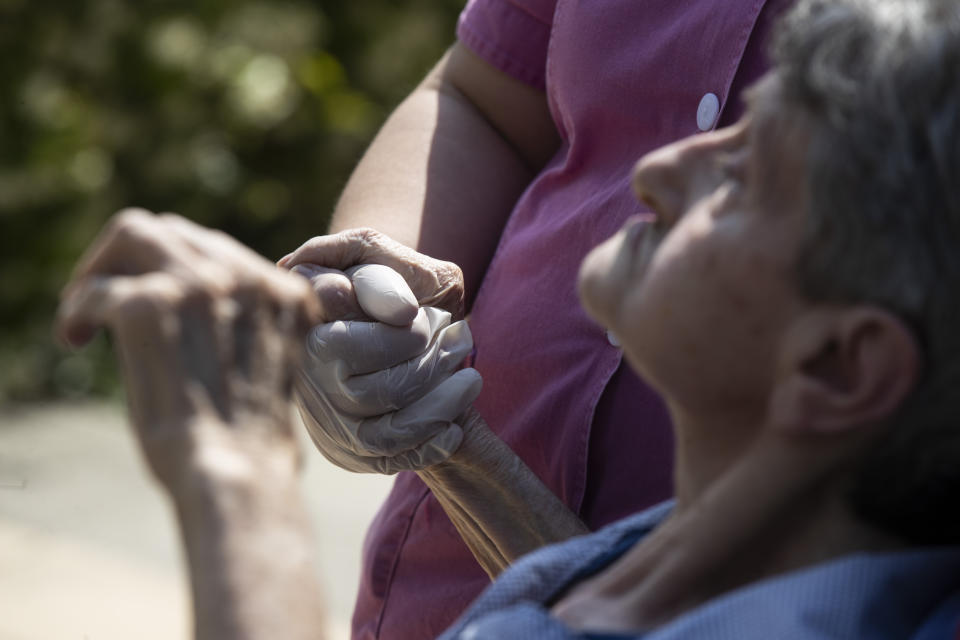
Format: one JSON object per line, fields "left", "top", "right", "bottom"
{"left": 346, "top": 264, "right": 419, "bottom": 326}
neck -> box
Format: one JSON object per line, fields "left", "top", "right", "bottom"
{"left": 682, "top": 481, "right": 902, "bottom": 600}
{"left": 552, "top": 428, "right": 902, "bottom": 633}
{"left": 669, "top": 406, "right": 759, "bottom": 507}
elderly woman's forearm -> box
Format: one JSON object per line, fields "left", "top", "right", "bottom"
{"left": 171, "top": 462, "right": 326, "bottom": 640}
{"left": 417, "top": 409, "right": 589, "bottom": 578}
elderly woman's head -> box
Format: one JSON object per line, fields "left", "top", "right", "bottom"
{"left": 578, "top": 0, "right": 960, "bottom": 544}
{"left": 777, "top": 0, "right": 960, "bottom": 546}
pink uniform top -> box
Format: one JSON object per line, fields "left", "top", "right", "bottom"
{"left": 353, "top": 1, "right": 792, "bottom": 638}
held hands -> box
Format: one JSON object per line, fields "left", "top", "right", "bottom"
{"left": 279, "top": 227, "right": 466, "bottom": 319}
{"left": 56, "top": 209, "right": 322, "bottom": 490}
{"left": 297, "top": 305, "right": 482, "bottom": 474}
{"left": 281, "top": 230, "right": 482, "bottom": 474}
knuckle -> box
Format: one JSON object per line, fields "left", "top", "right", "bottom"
{"left": 117, "top": 289, "right": 174, "bottom": 324}
{"left": 352, "top": 227, "right": 380, "bottom": 242}
{"left": 232, "top": 279, "right": 274, "bottom": 315}
{"left": 156, "top": 211, "right": 191, "bottom": 232}
{"left": 109, "top": 208, "right": 153, "bottom": 239}
{"left": 183, "top": 263, "right": 233, "bottom": 301}
{"left": 115, "top": 206, "right": 153, "bottom": 223}
{"left": 351, "top": 227, "right": 386, "bottom": 252}
{"left": 180, "top": 280, "right": 219, "bottom": 308}
{"left": 439, "top": 260, "right": 464, "bottom": 287}
{"left": 206, "top": 262, "right": 239, "bottom": 290}
{"left": 302, "top": 235, "right": 327, "bottom": 252}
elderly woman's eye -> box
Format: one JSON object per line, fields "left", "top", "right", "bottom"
{"left": 715, "top": 152, "right": 747, "bottom": 183}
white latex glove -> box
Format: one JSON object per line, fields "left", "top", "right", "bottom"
{"left": 294, "top": 265, "right": 482, "bottom": 474}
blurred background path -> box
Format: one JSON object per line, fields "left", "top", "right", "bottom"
{"left": 0, "top": 401, "right": 393, "bottom": 639}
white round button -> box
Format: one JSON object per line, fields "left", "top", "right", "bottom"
{"left": 606, "top": 329, "right": 621, "bottom": 348}
{"left": 697, "top": 93, "right": 720, "bottom": 131}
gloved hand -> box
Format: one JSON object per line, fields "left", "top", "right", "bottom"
{"left": 293, "top": 263, "right": 481, "bottom": 474}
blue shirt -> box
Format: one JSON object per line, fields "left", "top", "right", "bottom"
{"left": 438, "top": 502, "right": 960, "bottom": 639}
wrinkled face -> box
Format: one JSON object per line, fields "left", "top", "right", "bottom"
{"left": 578, "top": 76, "right": 813, "bottom": 421}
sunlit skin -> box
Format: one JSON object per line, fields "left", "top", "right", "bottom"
{"left": 577, "top": 76, "right": 814, "bottom": 504}
{"left": 559, "top": 74, "right": 916, "bottom": 631}
{"left": 52, "top": 61, "right": 929, "bottom": 638}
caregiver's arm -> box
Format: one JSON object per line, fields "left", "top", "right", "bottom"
{"left": 328, "top": 41, "right": 560, "bottom": 305}
{"left": 418, "top": 409, "right": 590, "bottom": 578}
{"left": 283, "top": 42, "right": 574, "bottom": 575}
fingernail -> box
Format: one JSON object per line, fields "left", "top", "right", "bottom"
{"left": 291, "top": 264, "right": 322, "bottom": 279}
{"left": 277, "top": 253, "right": 293, "bottom": 268}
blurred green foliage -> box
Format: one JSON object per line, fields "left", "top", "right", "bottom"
{"left": 0, "top": 0, "right": 462, "bottom": 402}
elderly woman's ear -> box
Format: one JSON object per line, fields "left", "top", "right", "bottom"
{"left": 768, "top": 307, "right": 921, "bottom": 437}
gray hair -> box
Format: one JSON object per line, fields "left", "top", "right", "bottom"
{"left": 774, "top": 0, "right": 960, "bottom": 544}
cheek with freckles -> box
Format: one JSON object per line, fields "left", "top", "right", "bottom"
{"left": 615, "top": 231, "right": 793, "bottom": 407}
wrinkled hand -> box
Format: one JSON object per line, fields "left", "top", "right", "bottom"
{"left": 56, "top": 208, "right": 321, "bottom": 489}
{"left": 292, "top": 261, "right": 481, "bottom": 474}
{"left": 278, "top": 227, "right": 465, "bottom": 321}
{"left": 280, "top": 230, "right": 479, "bottom": 474}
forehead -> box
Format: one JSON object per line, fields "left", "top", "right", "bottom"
{"left": 743, "top": 74, "right": 813, "bottom": 211}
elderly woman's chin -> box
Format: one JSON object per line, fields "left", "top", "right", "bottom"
{"left": 577, "top": 234, "right": 627, "bottom": 330}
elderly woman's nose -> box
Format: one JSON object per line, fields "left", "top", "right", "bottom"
{"left": 631, "top": 125, "right": 744, "bottom": 220}
{"left": 631, "top": 143, "right": 688, "bottom": 220}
